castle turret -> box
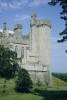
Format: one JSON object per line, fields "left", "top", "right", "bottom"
{"left": 30, "top": 13, "right": 38, "bottom": 56}
{"left": 30, "top": 13, "right": 52, "bottom": 85}
{"left": 37, "top": 20, "right": 51, "bottom": 65}
{"left": 38, "top": 20, "right": 51, "bottom": 85}
{"left": 31, "top": 12, "right": 36, "bottom": 25}
{"left": 3, "top": 22, "right": 7, "bottom": 30}
{"left": 14, "top": 24, "right": 22, "bottom": 36}
{"left": 3, "top": 22, "right": 9, "bottom": 37}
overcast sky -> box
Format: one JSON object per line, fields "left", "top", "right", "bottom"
{"left": 0, "top": 0, "right": 67, "bottom": 73}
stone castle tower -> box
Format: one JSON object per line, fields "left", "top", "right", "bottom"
{"left": 0, "top": 13, "right": 52, "bottom": 85}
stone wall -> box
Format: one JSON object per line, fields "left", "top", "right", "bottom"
{"left": 30, "top": 13, "right": 52, "bottom": 85}
{"left": 0, "top": 13, "right": 52, "bottom": 85}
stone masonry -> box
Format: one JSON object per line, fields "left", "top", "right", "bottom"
{"left": 0, "top": 13, "right": 52, "bottom": 85}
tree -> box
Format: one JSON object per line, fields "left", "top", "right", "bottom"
{"left": 48, "top": 0, "right": 67, "bottom": 51}
{"left": 0, "top": 45, "right": 18, "bottom": 79}
{"left": 15, "top": 68, "right": 33, "bottom": 92}
{"left": 0, "top": 45, "right": 19, "bottom": 94}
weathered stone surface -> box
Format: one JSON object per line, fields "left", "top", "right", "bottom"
{"left": 0, "top": 13, "right": 52, "bottom": 85}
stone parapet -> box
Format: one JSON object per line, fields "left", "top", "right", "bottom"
{"left": 30, "top": 12, "right": 51, "bottom": 28}
{"left": 37, "top": 20, "right": 51, "bottom": 28}
{"left": 30, "top": 19, "right": 51, "bottom": 28}
{"left": 14, "top": 24, "right": 22, "bottom": 31}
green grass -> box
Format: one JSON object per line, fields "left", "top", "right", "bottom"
{"left": 52, "top": 76, "right": 67, "bottom": 87}
{"left": 0, "top": 76, "right": 67, "bottom": 100}
{"left": 0, "top": 93, "right": 43, "bottom": 100}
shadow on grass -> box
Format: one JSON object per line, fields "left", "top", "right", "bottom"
{"left": 14, "top": 87, "right": 31, "bottom": 93}
{"left": 34, "top": 89, "right": 67, "bottom": 100}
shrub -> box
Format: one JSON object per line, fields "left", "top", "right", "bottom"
{"left": 15, "top": 68, "right": 33, "bottom": 92}
{"left": 36, "top": 78, "right": 42, "bottom": 86}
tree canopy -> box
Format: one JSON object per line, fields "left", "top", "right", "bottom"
{"left": 48, "top": 0, "right": 67, "bottom": 51}
{"left": 0, "top": 45, "right": 18, "bottom": 79}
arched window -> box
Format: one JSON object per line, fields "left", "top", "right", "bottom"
{"left": 21, "top": 47, "right": 24, "bottom": 58}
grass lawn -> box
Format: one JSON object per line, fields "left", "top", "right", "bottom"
{"left": 0, "top": 93, "right": 43, "bottom": 100}
{"left": 0, "top": 76, "right": 67, "bottom": 100}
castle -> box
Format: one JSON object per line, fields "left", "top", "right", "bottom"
{"left": 0, "top": 13, "right": 52, "bottom": 85}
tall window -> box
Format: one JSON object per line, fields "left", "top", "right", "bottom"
{"left": 9, "top": 45, "right": 13, "bottom": 49}
{"left": 21, "top": 47, "right": 24, "bottom": 58}
{"left": 15, "top": 46, "right": 17, "bottom": 53}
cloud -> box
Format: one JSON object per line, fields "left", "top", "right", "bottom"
{"left": 0, "top": 0, "right": 50, "bottom": 10}
{"left": 0, "top": 0, "right": 28, "bottom": 9}
{"left": 15, "top": 14, "right": 30, "bottom": 21}
{"left": 0, "top": 1, "right": 8, "bottom": 13}
{"left": 0, "top": 2, "right": 8, "bottom": 8}
{"left": 29, "top": 0, "right": 50, "bottom": 7}
{"left": 9, "top": 0, "right": 28, "bottom": 8}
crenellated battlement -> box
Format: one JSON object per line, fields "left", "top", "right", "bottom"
{"left": 31, "top": 19, "right": 51, "bottom": 28}
{"left": 36, "top": 20, "right": 51, "bottom": 28}
{"left": 14, "top": 24, "right": 22, "bottom": 31}
{"left": 30, "top": 13, "right": 51, "bottom": 28}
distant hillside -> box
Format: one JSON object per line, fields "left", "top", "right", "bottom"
{"left": 52, "top": 76, "right": 67, "bottom": 87}
{"left": 52, "top": 73, "right": 67, "bottom": 82}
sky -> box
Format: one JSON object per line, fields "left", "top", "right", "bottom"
{"left": 0, "top": 0, "right": 67, "bottom": 73}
